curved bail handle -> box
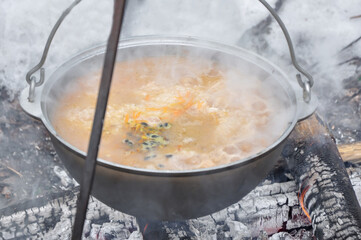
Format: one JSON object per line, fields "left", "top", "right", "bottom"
{"left": 25, "top": 0, "right": 82, "bottom": 102}
{"left": 258, "top": 0, "right": 314, "bottom": 103}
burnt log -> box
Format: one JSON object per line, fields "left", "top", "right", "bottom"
{"left": 0, "top": 165, "right": 360, "bottom": 239}
{"left": 0, "top": 179, "right": 309, "bottom": 239}
{"left": 283, "top": 113, "right": 361, "bottom": 239}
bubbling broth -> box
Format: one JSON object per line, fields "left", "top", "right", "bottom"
{"left": 52, "top": 56, "right": 291, "bottom": 170}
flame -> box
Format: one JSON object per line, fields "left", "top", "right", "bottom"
{"left": 298, "top": 185, "right": 311, "bottom": 221}
{"left": 143, "top": 223, "right": 149, "bottom": 234}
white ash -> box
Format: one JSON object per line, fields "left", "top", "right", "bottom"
{"left": 1, "top": 169, "right": 361, "bottom": 239}
{"left": 186, "top": 216, "right": 217, "bottom": 239}
{"left": 41, "top": 197, "right": 76, "bottom": 240}
{"left": 89, "top": 222, "right": 131, "bottom": 240}
{"left": 128, "top": 231, "right": 143, "bottom": 240}
{"left": 286, "top": 207, "right": 311, "bottom": 230}
{"left": 211, "top": 210, "right": 228, "bottom": 223}
{"left": 348, "top": 168, "right": 361, "bottom": 203}
{"left": 269, "top": 230, "right": 313, "bottom": 240}
{"left": 0, "top": 192, "right": 138, "bottom": 239}
{"left": 153, "top": 179, "right": 310, "bottom": 239}
{"left": 53, "top": 166, "right": 78, "bottom": 190}
{"left": 226, "top": 221, "right": 251, "bottom": 239}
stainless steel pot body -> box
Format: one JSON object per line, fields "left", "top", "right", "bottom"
{"left": 51, "top": 133, "right": 286, "bottom": 220}
{"left": 21, "top": 37, "right": 313, "bottom": 221}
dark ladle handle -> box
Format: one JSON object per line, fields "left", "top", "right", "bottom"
{"left": 71, "top": 0, "right": 127, "bottom": 239}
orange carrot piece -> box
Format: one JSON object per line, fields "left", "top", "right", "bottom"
{"left": 146, "top": 107, "right": 161, "bottom": 111}
{"left": 184, "top": 100, "right": 194, "bottom": 110}
{"left": 175, "top": 96, "right": 185, "bottom": 103}
{"left": 173, "top": 110, "right": 183, "bottom": 117}
{"left": 161, "top": 107, "right": 169, "bottom": 114}
{"left": 124, "top": 114, "right": 129, "bottom": 124}
{"left": 169, "top": 102, "right": 180, "bottom": 108}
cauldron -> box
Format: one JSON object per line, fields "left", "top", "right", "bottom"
{"left": 20, "top": 36, "right": 317, "bottom": 220}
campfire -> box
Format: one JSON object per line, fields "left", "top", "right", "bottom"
{"left": 1, "top": 0, "right": 361, "bottom": 239}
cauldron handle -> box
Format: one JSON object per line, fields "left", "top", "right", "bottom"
{"left": 25, "top": 0, "right": 82, "bottom": 103}
{"left": 259, "top": 0, "right": 314, "bottom": 104}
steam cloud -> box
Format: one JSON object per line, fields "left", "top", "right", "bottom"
{"left": 1, "top": 0, "right": 361, "bottom": 103}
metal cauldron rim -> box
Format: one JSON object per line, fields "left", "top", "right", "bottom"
{"left": 22, "top": 36, "right": 313, "bottom": 177}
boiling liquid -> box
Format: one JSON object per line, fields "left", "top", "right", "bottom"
{"left": 52, "top": 56, "right": 290, "bottom": 170}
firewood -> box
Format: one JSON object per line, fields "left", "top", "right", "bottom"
{"left": 0, "top": 180, "right": 312, "bottom": 239}
{"left": 350, "top": 15, "right": 361, "bottom": 19}
{"left": 1, "top": 169, "right": 360, "bottom": 239}
{"left": 338, "top": 142, "right": 361, "bottom": 164}
{"left": 283, "top": 113, "right": 361, "bottom": 239}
